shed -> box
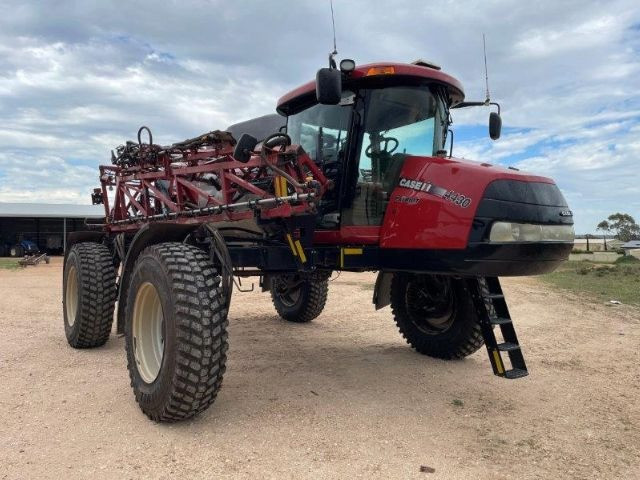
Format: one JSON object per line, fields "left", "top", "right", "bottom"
{"left": 0, "top": 202, "right": 104, "bottom": 256}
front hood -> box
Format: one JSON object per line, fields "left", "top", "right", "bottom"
{"left": 380, "top": 155, "right": 570, "bottom": 249}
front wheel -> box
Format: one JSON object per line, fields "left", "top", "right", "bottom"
{"left": 390, "top": 273, "right": 484, "bottom": 359}
{"left": 270, "top": 272, "right": 330, "bottom": 323}
{"left": 125, "top": 242, "right": 228, "bottom": 422}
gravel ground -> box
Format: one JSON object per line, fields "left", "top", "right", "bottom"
{"left": 1, "top": 258, "right": 639, "bottom": 479}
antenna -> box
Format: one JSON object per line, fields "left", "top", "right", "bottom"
{"left": 328, "top": 0, "right": 338, "bottom": 68}
{"left": 483, "top": 33, "right": 490, "bottom": 104}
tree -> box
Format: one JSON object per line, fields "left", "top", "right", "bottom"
{"left": 599, "top": 213, "right": 640, "bottom": 242}
{"left": 596, "top": 220, "right": 610, "bottom": 251}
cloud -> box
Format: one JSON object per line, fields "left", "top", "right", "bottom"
{"left": 0, "top": 0, "right": 639, "bottom": 234}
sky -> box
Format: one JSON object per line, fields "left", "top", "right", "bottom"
{"left": 0, "top": 0, "right": 638, "bottom": 234}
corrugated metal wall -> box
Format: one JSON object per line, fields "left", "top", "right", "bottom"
{"left": 0, "top": 217, "right": 84, "bottom": 256}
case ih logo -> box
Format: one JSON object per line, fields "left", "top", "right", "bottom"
{"left": 398, "top": 177, "right": 472, "bottom": 208}
{"left": 398, "top": 178, "right": 437, "bottom": 193}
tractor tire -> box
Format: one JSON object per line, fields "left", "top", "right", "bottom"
{"left": 63, "top": 242, "right": 117, "bottom": 348}
{"left": 10, "top": 245, "right": 23, "bottom": 257}
{"left": 390, "top": 273, "right": 484, "bottom": 359}
{"left": 270, "top": 272, "right": 330, "bottom": 323}
{"left": 125, "top": 242, "right": 228, "bottom": 422}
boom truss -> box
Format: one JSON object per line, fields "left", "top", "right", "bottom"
{"left": 93, "top": 129, "right": 330, "bottom": 234}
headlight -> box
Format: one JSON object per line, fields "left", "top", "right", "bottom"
{"left": 489, "top": 222, "right": 574, "bottom": 243}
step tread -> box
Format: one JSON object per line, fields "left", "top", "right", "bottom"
{"left": 484, "top": 293, "right": 504, "bottom": 300}
{"left": 504, "top": 368, "right": 529, "bottom": 379}
{"left": 497, "top": 342, "right": 520, "bottom": 352}
{"left": 490, "top": 316, "right": 512, "bottom": 325}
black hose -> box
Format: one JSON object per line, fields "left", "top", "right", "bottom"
{"left": 137, "top": 126, "right": 153, "bottom": 147}
{"left": 204, "top": 225, "right": 234, "bottom": 308}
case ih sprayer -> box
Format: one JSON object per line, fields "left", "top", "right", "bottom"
{"left": 63, "top": 58, "right": 574, "bottom": 422}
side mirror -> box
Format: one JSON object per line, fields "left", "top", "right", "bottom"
{"left": 489, "top": 112, "right": 502, "bottom": 140}
{"left": 233, "top": 133, "right": 258, "bottom": 163}
{"left": 316, "top": 68, "right": 342, "bottom": 105}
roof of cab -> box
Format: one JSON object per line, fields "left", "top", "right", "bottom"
{"left": 276, "top": 62, "right": 465, "bottom": 115}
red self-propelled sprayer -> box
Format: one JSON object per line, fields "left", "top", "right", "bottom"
{"left": 63, "top": 57, "right": 574, "bottom": 422}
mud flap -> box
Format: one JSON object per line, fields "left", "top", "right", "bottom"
{"left": 373, "top": 271, "right": 393, "bottom": 310}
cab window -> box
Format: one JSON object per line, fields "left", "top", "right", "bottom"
{"left": 287, "top": 102, "right": 351, "bottom": 167}
{"left": 287, "top": 100, "right": 353, "bottom": 226}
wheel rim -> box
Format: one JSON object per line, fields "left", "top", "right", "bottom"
{"left": 132, "top": 282, "right": 165, "bottom": 383}
{"left": 65, "top": 265, "right": 78, "bottom": 326}
{"left": 405, "top": 275, "right": 456, "bottom": 335}
{"left": 274, "top": 275, "right": 303, "bottom": 307}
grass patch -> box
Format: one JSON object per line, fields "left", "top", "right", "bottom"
{"left": 541, "top": 259, "right": 640, "bottom": 306}
{"left": 0, "top": 258, "right": 21, "bottom": 270}
{"left": 451, "top": 399, "right": 464, "bottom": 407}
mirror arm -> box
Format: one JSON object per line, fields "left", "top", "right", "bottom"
{"left": 452, "top": 101, "right": 501, "bottom": 115}
{"left": 329, "top": 52, "right": 337, "bottom": 69}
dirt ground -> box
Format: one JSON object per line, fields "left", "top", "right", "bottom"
{"left": 1, "top": 258, "right": 638, "bottom": 480}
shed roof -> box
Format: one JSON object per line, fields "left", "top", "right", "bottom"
{"left": 621, "top": 240, "right": 640, "bottom": 249}
{"left": 0, "top": 202, "right": 104, "bottom": 219}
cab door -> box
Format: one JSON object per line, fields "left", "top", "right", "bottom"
{"left": 340, "top": 86, "right": 440, "bottom": 228}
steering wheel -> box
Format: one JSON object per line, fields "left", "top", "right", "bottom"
{"left": 365, "top": 136, "right": 399, "bottom": 158}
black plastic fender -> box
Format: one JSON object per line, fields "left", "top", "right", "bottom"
{"left": 373, "top": 271, "right": 393, "bottom": 310}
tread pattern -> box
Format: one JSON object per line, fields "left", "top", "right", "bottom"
{"left": 64, "top": 242, "right": 117, "bottom": 348}
{"left": 271, "top": 272, "right": 329, "bottom": 323}
{"left": 390, "top": 273, "right": 484, "bottom": 359}
{"left": 126, "top": 243, "right": 228, "bottom": 422}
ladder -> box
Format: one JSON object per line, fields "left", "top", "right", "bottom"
{"left": 470, "top": 276, "right": 528, "bottom": 379}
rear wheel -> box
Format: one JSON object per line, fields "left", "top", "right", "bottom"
{"left": 10, "top": 245, "right": 23, "bottom": 257}
{"left": 270, "top": 272, "right": 329, "bottom": 323}
{"left": 63, "top": 242, "right": 117, "bottom": 348}
{"left": 125, "top": 242, "right": 228, "bottom": 422}
{"left": 390, "top": 273, "right": 484, "bottom": 359}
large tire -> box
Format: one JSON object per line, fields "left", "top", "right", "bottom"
{"left": 63, "top": 242, "right": 117, "bottom": 348}
{"left": 390, "top": 273, "right": 484, "bottom": 359}
{"left": 10, "top": 245, "right": 23, "bottom": 257}
{"left": 125, "top": 243, "right": 228, "bottom": 422}
{"left": 270, "top": 272, "right": 329, "bottom": 323}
